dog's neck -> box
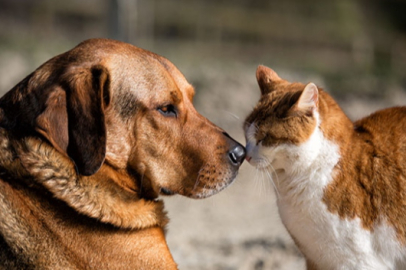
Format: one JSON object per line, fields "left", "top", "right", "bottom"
{"left": 0, "top": 128, "right": 168, "bottom": 230}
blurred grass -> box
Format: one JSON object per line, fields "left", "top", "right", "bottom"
{"left": 0, "top": 0, "right": 405, "bottom": 106}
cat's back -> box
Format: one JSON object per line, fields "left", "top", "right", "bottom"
{"left": 329, "top": 105, "right": 406, "bottom": 243}
{"left": 354, "top": 106, "right": 406, "bottom": 136}
{"left": 351, "top": 106, "right": 406, "bottom": 164}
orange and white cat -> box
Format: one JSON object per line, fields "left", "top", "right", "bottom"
{"left": 244, "top": 65, "right": 406, "bottom": 270}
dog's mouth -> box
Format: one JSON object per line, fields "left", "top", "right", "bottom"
{"left": 189, "top": 175, "right": 237, "bottom": 199}
{"left": 157, "top": 169, "right": 239, "bottom": 199}
{"left": 187, "top": 168, "right": 239, "bottom": 199}
{"left": 159, "top": 187, "right": 175, "bottom": 196}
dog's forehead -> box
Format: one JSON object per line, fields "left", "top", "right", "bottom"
{"left": 156, "top": 57, "right": 195, "bottom": 102}
{"left": 60, "top": 39, "right": 195, "bottom": 109}
{"left": 103, "top": 48, "right": 194, "bottom": 103}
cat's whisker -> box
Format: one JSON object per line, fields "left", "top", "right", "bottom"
{"left": 221, "top": 110, "right": 240, "bottom": 120}
{"left": 271, "top": 167, "right": 280, "bottom": 187}
{"left": 260, "top": 163, "right": 280, "bottom": 198}
{"left": 253, "top": 156, "right": 280, "bottom": 198}
{"left": 263, "top": 156, "right": 281, "bottom": 186}
{"left": 261, "top": 169, "right": 268, "bottom": 197}
{"left": 256, "top": 167, "right": 263, "bottom": 194}
{"left": 255, "top": 158, "right": 273, "bottom": 197}
{"left": 257, "top": 168, "right": 264, "bottom": 197}
{"left": 251, "top": 165, "right": 263, "bottom": 196}
{"left": 264, "top": 166, "right": 280, "bottom": 198}
{"left": 259, "top": 167, "right": 269, "bottom": 197}
{"left": 263, "top": 169, "right": 273, "bottom": 196}
{"left": 253, "top": 167, "right": 260, "bottom": 194}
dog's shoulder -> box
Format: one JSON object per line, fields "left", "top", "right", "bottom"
{"left": 0, "top": 130, "right": 173, "bottom": 268}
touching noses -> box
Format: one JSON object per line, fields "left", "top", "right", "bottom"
{"left": 228, "top": 145, "right": 246, "bottom": 165}
{"left": 221, "top": 132, "right": 246, "bottom": 166}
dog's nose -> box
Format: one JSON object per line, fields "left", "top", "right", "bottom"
{"left": 228, "top": 145, "right": 246, "bottom": 166}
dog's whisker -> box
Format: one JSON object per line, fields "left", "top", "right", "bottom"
{"left": 192, "top": 166, "right": 207, "bottom": 194}
{"left": 201, "top": 183, "right": 209, "bottom": 196}
{"left": 192, "top": 176, "right": 200, "bottom": 192}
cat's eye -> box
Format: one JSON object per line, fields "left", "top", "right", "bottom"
{"left": 158, "top": 104, "right": 177, "bottom": 117}
{"left": 256, "top": 139, "right": 263, "bottom": 145}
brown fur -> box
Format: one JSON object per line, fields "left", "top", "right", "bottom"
{"left": 0, "top": 39, "right": 244, "bottom": 269}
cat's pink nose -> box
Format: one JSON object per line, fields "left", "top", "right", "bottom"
{"left": 246, "top": 155, "right": 252, "bottom": 162}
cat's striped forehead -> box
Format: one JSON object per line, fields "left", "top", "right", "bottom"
{"left": 244, "top": 82, "right": 318, "bottom": 146}
{"left": 246, "top": 90, "right": 301, "bottom": 124}
{"left": 245, "top": 81, "right": 306, "bottom": 122}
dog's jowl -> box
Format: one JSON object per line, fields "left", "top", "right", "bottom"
{"left": 0, "top": 38, "right": 245, "bottom": 269}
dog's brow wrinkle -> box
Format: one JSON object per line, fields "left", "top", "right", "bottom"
{"left": 169, "top": 91, "right": 181, "bottom": 103}
{"left": 114, "top": 86, "right": 140, "bottom": 119}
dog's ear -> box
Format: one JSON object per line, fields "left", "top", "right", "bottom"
{"left": 35, "top": 65, "right": 111, "bottom": 176}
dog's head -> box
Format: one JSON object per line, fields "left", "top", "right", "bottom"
{"left": 0, "top": 39, "right": 245, "bottom": 199}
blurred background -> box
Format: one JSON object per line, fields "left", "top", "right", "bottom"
{"left": 0, "top": 0, "right": 405, "bottom": 269}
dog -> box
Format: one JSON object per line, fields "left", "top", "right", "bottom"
{"left": 0, "top": 38, "right": 246, "bottom": 269}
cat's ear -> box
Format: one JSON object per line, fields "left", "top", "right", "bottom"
{"left": 256, "top": 65, "right": 281, "bottom": 95}
{"left": 292, "top": 83, "right": 319, "bottom": 115}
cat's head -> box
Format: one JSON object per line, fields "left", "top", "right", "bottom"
{"left": 244, "top": 65, "right": 321, "bottom": 171}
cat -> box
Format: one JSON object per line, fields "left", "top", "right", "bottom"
{"left": 244, "top": 65, "right": 406, "bottom": 270}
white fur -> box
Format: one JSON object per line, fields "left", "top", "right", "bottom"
{"left": 245, "top": 116, "right": 406, "bottom": 270}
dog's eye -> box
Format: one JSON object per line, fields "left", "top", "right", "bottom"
{"left": 158, "top": 105, "right": 177, "bottom": 117}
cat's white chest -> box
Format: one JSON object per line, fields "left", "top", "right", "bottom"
{"left": 277, "top": 180, "right": 404, "bottom": 270}
{"left": 272, "top": 131, "right": 405, "bottom": 270}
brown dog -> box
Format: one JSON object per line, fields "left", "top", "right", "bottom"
{"left": 0, "top": 38, "right": 245, "bottom": 269}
